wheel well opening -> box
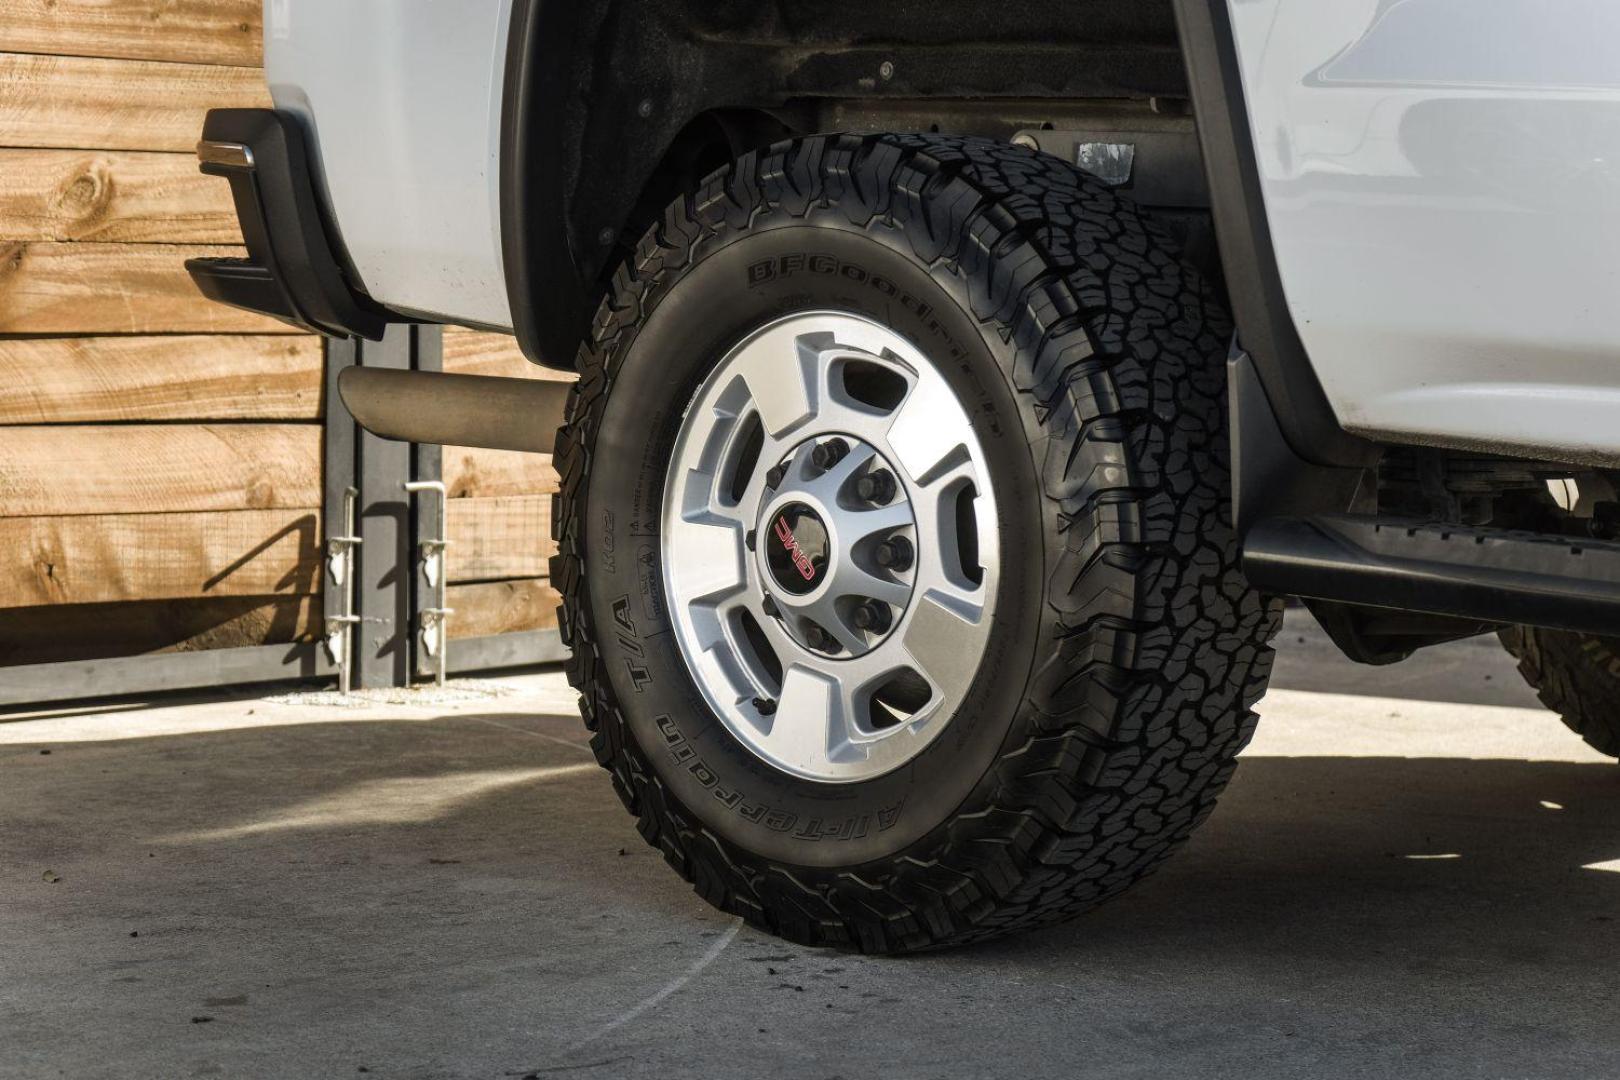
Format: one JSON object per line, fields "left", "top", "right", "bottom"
{"left": 508, "top": 0, "right": 1202, "bottom": 370}
{"left": 614, "top": 108, "right": 800, "bottom": 264}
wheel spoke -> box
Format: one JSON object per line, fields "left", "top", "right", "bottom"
{"left": 844, "top": 500, "right": 914, "bottom": 544}
{"left": 826, "top": 610, "right": 874, "bottom": 655}
{"left": 799, "top": 441, "right": 878, "bottom": 504}
{"left": 886, "top": 377, "right": 971, "bottom": 487}
{"left": 908, "top": 454, "right": 990, "bottom": 595}
{"left": 899, "top": 589, "right": 983, "bottom": 706}
{"left": 733, "top": 431, "right": 787, "bottom": 523}
{"left": 665, "top": 516, "right": 747, "bottom": 606}
{"left": 756, "top": 665, "right": 858, "bottom": 773}
{"left": 709, "top": 592, "right": 788, "bottom": 699}
{"left": 749, "top": 598, "right": 803, "bottom": 664}
{"left": 729, "top": 325, "right": 823, "bottom": 441}
{"left": 827, "top": 560, "right": 911, "bottom": 610}
{"left": 911, "top": 453, "right": 979, "bottom": 499}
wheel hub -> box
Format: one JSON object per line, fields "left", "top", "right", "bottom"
{"left": 757, "top": 437, "right": 917, "bottom": 658}
{"left": 660, "top": 311, "right": 1000, "bottom": 783}
{"left": 764, "top": 501, "right": 828, "bottom": 595}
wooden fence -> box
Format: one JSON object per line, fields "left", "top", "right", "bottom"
{"left": 0, "top": 1, "right": 564, "bottom": 677}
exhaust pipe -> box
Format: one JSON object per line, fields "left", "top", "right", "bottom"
{"left": 336, "top": 367, "right": 569, "bottom": 453}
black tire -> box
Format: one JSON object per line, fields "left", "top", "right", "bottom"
{"left": 1500, "top": 626, "right": 1620, "bottom": 758}
{"left": 550, "top": 133, "right": 1281, "bottom": 952}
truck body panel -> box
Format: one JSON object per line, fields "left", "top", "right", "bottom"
{"left": 265, "top": 0, "right": 514, "bottom": 329}
{"left": 1229, "top": 0, "right": 1620, "bottom": 463}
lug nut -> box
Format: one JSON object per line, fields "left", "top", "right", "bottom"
{"left": 874, "top": 535, "right": 913, "bottom": 571}
{"left": 810, "top": 437, "right": 850, "bottom": 471}
{"left": 803, "top": 623, "right": 833, "bottom": 652}
{"left": 752, "top": 697, "right": 778, "bottom": 716}
{"left": 765, "top": 464, "right": 787, "bottom": 489}
{"left": 855, "top": 469, "right": 897, "bottom": 505}
{"left": 761, "top": 595, "right": 779, "bottom": 618}
{"left": 852, "top": 601, "right": 892, "bottom": 634}
{"left": 746, "top": 529, "right": 757, "bottom": 551}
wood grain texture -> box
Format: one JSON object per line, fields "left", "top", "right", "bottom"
{"left": 0, "top": 593, "right": 317, "bottom": 666}
{"left": 0, "top": 0, "right": 262, "bottom": 67}
{"left": 443, "top": 446, "right": 559, "bottom": 499}
{"left": 447, "top": 579, "right": 560, "bottom": 639}
{"left": 0, "top": 242, "right": 293, "bottom": 333}
{"left": 0, "top": 335, "right": 321, "bottom": 423}
{"left": 0, "top": 507, "right": 321, "bottom": 608}
{"left": 442, "top": 328, "right": 577, "bottom": 382}
{"left": 0, "top": 423, "right": 320, "bottom": 517}
{"left": 0, "top": 149, "right": 238, "bottom": 242}
{"left": 445, "top": 495, "right": 555, "bottom": 583}
{"left": 0, "top": 52, "right": 270, "bottom": 152}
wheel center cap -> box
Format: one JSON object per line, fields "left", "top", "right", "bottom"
{"left": 765, "top": 502, "right": 829, "bottom": 595}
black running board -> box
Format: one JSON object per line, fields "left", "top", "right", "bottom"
{"left": 1244, "top": 515, "right": 1620, "bottom": 636}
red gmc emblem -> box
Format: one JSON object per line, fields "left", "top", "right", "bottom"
{"left": 774, "top": 515, "right": 817, "bottom": 581}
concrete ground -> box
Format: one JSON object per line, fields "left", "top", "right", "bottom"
{"left": 3, "top": 615, "right": 1619, "bottom": 1079}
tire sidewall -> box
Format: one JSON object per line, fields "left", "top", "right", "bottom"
{"left": 581, "top": 218, "right": 1048, "bottom": 868}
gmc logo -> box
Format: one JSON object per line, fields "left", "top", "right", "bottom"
{"left": 774, "top": 516, "right": 817, "bottom": 581}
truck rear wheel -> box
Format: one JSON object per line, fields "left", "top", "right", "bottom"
{"left": 550, "top": 134, "right": 1280, "bottom": 951}
{"left": 1500, "top": 626, "right": 1620, "bottom": 758}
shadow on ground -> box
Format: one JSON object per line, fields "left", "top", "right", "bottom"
{"left": 3, "top": 686, "right": 1618, "bottom": 1079}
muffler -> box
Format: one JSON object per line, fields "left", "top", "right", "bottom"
{"left": 336, "top": 367, "right": 569, "bottom": 453}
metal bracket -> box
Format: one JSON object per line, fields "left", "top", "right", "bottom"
{"left": 404, "top": 480, "right": 453, "bottom": 687}
{"left": 323, "top": 486, "right": 362, "bottom": 694}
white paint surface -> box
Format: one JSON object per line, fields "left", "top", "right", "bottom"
{"left": 1229, "top": 0, "right": 1620, "bottom": 462}
{"left": 266, "top": 0, "right": 515, "bottom": 328}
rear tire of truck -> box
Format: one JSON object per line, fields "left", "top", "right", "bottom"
{"left": 1500, "top": 626, "right": 1620, "bottom": 758}
{"left": 550, "top": 133, "right": 1281, "bottom": 952}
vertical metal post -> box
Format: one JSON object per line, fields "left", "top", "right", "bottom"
{"left": 404, "top": 480, "right": 452, "bottom": 687}
{"left": 327, "top": 326, "right": 449, "bottom": 691}
{"left": 322, "top": 337, "right": 360, "bottom": 691}
{"left": 410, "top": 325, "right": 446, "bottom": 684}
{"left": 354, "top": 325, "right": 413, "bottom": 688}
{"left": 324, "top": 487, "right": 362, "bottom": 693}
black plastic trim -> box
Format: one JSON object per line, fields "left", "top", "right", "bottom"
{"left": 184, "top": 108, "right": 393, "bottom": 340}
{"left": 1173, "top": 0, "right": 1376, "bottom": 468}
{"left": 1228, "top": 345, "right": 1367, "bottom": 536}
{"left": 499, "top": 0, "right": 586, "bottom": 371}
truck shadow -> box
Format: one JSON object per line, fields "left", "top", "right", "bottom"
{"left": 982, "top": 751, "right": 1620, "bottom": 962}
{"left": 6, "top": 709, "right": 1619, "bottom": 1072}
{"left": 6, "top": 710, "right": 1616, "bottom": 952}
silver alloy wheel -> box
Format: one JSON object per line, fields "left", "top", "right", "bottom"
{"left": 661, "top": 311, "right": 1000, "bottom": 783}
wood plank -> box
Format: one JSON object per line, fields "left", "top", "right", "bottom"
{"left": 447, "top": 579, "right": 560, "bottom": 640}
{"left": 0, "top": 335, "right": 322, "bottom": 423}
{"left": 0, "top": 423, "right": 320, "bottom": 517}
{"left": 0, "top": 242, "right": 294, "bottom": 333}
{"left": 0, "top": 593, "right": 318, "bottom": 666}
{"left": 445, "top": 495, "right": 555, "bottom": 583}
{"left": 442, "top": 328, "right": 577, "bottom": 382}
{"left": 0, "top": 52, "right": 270, "bottom": 152}
{"left": 0, "top": 149, "right": 237, "bottom": 242}
{"left": 444, "top": 446, "right": 559, "bottom": 499}
{"left": 0, "top": 508, "right": 321, "bottom": 608}
{"left": 0, "top": 0, "right": 262, "bottom": 68}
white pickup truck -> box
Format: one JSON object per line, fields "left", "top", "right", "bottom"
{"left": 187, "top": 0, "right": 1620, "bottom": 952}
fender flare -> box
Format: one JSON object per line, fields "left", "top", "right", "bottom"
{"left": 1172, "top": 0, "right": 1376, "bottom": 468}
